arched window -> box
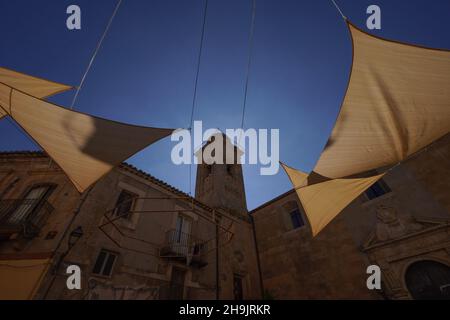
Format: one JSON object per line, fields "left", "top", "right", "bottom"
{"left": 405, "top": 260, "right": 450, "bottom": 300}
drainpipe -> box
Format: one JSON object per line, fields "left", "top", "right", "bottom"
{"left": 249, "top": 214, "right": 264, "bottom": 299}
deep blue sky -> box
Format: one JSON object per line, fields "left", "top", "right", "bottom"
{"left": 1, "top": 0, "right": 449, "bottom": 209}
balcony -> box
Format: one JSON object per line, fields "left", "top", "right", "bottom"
{"left": 159, "top": 229, "right": 208, "bottom": 268}
{"left": 0, "top": 199, "right": 54, "bottom": 240}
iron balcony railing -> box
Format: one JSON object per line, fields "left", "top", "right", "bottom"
{"left": 160, "top": 229, "right": 208, "bottom": 267}
{"left": 0, "top": 199, "right": 54, "bottom": 238}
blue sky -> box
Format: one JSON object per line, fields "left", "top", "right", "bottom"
{"left": 1, "top": 0, "right": 449, "bottom": 210}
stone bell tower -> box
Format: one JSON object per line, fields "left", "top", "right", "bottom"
{"left": 195, "top": 133, "right": 248, "bottom": 217}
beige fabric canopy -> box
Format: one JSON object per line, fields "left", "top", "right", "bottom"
{"left": 0, "top": 67, "right": 73, "bottom": 119}
{"left": 0, "top": 257, "right": 51, "bottom": 300}
{"left": 281, "top": 163, "right": 384, "bottom": 236}
{"left": 282, "top": 162, "right": 308, "bottom": 189}
{"left": 282, "top": 22, "right": 450, "bottom": 236}
{"left": 314, "top": 22, "right": 450, "bottom": 179}
{"left": 0, "top": 82, "right": 173, "bottom": 193}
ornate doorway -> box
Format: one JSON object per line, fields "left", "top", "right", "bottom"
{"left": 405, "top": 261, "right": 450, "bottom": 300}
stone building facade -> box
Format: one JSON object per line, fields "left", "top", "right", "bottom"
{"left": 0, "top": 134, "right": 449, "bottom": 300}
{"left": 0, "top": 149, "right": 261, "bottom": 300}
{"left": 251, "top": 134, "right": 450, "bottom": 299}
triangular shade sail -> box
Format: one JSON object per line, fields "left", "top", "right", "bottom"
{"left": 314, "top": 22, "right": 450, "bottom": 179}
{"left": 282, "top": 163, "right": 384, "bottom": 236}
{"left": 0, "top": 67, "right": 72, "bottom": 119}
{"left": 0, "top": 83, "right": 173, "bottom": 193}
{"left": 0, "top": 83, "right": 11, "bottom": 116}
{"left": 281, "top": 162, "right": 308, "bottom": 189}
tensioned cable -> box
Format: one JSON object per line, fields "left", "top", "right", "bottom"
{"left": 238, "top": 0, "right": 257, "bottom": 148}
{"left": 330, "top": 0, "right": 347, "bottom": 20}
{"left": 46, "top": 0, "right": 121, "bottom": 168}
{"left": 69, "top": 0, "right": 123, "bottom": 109}
{"left": 188, "top": 0, "right": 209, "bottom": 131}
{"left": 188, "top": 0, "right": 256, "bottom": 194}
{"left": 188, "top": 0, "right": 209, "bottom": 195}
{"left": 0, "top": 1, "right": 122, "bottom": 163}
{"left": 240, "top": 0, "right": 257, "bottom": 131}
{"left": 41, "top": 3, "right": 123, "bottom": 294}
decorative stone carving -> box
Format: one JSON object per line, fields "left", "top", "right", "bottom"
{"left": 375, "top": 205, "right": 423, "bottom": 241}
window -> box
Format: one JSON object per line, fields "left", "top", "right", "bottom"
{"left": 364, "top": 179, "right": 391, "bottom": 200}
{"left": 114, "top": 190, "right": 137, "bottom": 219}
{"left": 6, "top": 184, "right": 53, "bottom": 225}
{"left": 290, "top": 209, "right": 304, "bottom": 229}
{"left": 92, "top": 249, "right": 117, "bottom": 277}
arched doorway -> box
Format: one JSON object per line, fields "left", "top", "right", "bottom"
{"left": 405, "top": 260, "right": 450, "bottom": 300}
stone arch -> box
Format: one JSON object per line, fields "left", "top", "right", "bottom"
{"left": 403, "top": 259, "right": 450, "bottom": 299}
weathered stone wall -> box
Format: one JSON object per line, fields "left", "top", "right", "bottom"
{"left": 0, "top": 153, "right": 81, "bottom": 257}
{"left": 0, "top": 152, "right": 261, "bottom": 300}
{"left": 3, "top": 132, "right": 448, "bottom": 300}
{"left": 217, "top": 216, "right": 262, "bottom": 299}
{"left": 194, "top": 134, "right": 262, "bottom": 299}
{"left": 252, "top": 191, "right": 379, "bottom": 299}
{"left": 403, "top": 134, "right": 450, "bottom": 213}
{"left": 252, "top": 134, "right": 450, "bottom": 300}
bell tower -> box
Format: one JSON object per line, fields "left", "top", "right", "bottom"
{"left": 195, "top": 133, "right": 247, "bottom": 217}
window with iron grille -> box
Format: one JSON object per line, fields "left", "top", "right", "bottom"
{"left": 1, "top": 184, "right": 54, "bottom": 227}
{"left": 92, "top": 249, "right": 117, "bottom": 277}
{"left": 114, "top": 190, "right": 137, "bottom": 219}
